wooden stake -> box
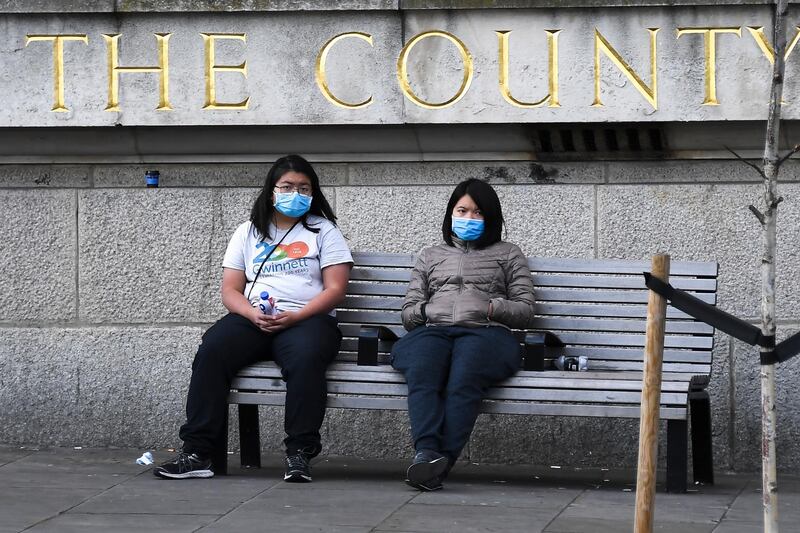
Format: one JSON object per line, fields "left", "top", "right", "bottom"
{"left": 634, "top": 254, "right": 670, "bottom": 533}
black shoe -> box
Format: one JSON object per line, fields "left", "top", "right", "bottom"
{"left": 284, "top": 452, "right": 312, "bottom": 483}
{"left": 405, "top": 475, "right": 444, "bottom": 491}
{"left": 405, "top": 450, "right": 448, "bottom": 491}
{"left": 153, "top": 452, "right": 213, "bottom": 480}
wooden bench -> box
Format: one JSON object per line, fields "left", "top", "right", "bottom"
{"left": 220, "top": 251, "right": 718, "bottom": 493}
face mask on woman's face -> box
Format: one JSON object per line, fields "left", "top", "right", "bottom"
{"left": 274, "top": 191, "right": 312, "bottom": 218}
{"left": 451, "top": 217, "right": 484, "bottom": 241}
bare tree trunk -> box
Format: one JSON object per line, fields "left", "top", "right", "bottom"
{"left": 759, "top": 2, "right": 788, "bottom": 531}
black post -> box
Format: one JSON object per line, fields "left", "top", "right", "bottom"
{"left": 690, "top": 391, "right": 715, "bottom": 485}
{"left": 666, "top": 419, "right": 688, "bottom": 493}
{"left": 239, "top": 404, "right": 262, "bottom": 469}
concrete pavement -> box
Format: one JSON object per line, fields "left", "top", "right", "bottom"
{"left": 1, "top": 446, "right": 796, "bottom": 532}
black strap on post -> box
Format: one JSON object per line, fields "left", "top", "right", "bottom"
{"left": 774, "top": 331, "right": 800, "bottom": 363}
{"left": 643, "top": 272, "right": 800, "bottom": 366}
{"left": 760, "top": 336, "right": 777, "bottom": 366}
{"left": 643, "top": 273, "right": 762, "bottom": 345}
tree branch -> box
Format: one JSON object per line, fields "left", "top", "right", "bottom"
{"left": 749, "top": 204, "right": 766, "bottom": 225}
{"left": 776, "top": 144, "right": 800, "bottom": 169}
{"left": 725, "top": 145, "right": 768, "bottom": 179}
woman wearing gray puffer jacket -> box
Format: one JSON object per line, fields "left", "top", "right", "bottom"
{"left": 391, "top": 178, "right": 535, "bottom": 492}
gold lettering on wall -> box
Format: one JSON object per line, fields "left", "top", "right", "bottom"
{"left": 25, "top": 34, "right": 89, "bottom": 112}
{"left": 746, "top": 26, "right": 800, "bottom": 64}
{"left": 397, "top": 30, "right": 473, "bottom": 109}
{"left": 103, "top": 33, "right": 171, "bottom": 112}
{"left": 315, "top": 32, "right": 373, "bottom": 109}
{"left": 592, "top": 28, "right": 659, "bottom": 109}
{"left": 676, "top": 27, "right": 741, "bottom": 106}
{"left": 496, "top": 30, "right": 561, "bottom": 108}
{"left": 200, "top": 33, "right": 250, "bottom": 110}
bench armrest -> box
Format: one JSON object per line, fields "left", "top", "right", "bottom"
{"left": 522, "top": 331, "right": 565, "bottom": 371}
{"left": 357, "top": 326, "right": 399, "bottom": 366}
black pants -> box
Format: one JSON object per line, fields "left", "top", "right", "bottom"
{"left": 179, "top": 312, "right": 341, "bottom": 458}
{"left": 391, "top": 326, "right": 521, "bottom": 464}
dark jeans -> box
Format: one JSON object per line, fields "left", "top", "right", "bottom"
{"left": 179, "top": 312, "right": 341, "bottom": 458}
{"left": 391, "top": 325, "right": 521, "bottom": 464}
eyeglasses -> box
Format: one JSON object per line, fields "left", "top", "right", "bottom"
{"left": 274, "top": 185, "right": 312, "bottom": 196}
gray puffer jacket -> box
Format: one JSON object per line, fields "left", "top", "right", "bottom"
{"left": 401, "top": 239, "right": 536, "bottom": 331}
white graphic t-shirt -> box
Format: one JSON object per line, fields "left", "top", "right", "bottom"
{"left": 222, "top": 215, "right": 353, "bottom": 315}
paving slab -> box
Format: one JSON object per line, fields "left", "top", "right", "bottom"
{"left": 71, "top": 471, "right": 278, "bottom": 516}
{"left": 273, "top": 456, "right": 416, "bottom": 491}
{"left": 560, "top": 489, "right": 733, "bottom": 525}
{"left": 25, "top": 513, "right": 217, "bottom": 533}
{"left": 0, "top": 448, "right": 146, "bottom": 490}
{"left": 0, "top": 446, "right": 34, "bottom": 466}
{"left": 544, "top": 516, "right": 715, "bottom": 533}
{"left": 376, "top": 502, "right": 557, "bottom": 532}
{"left": 0, "top": 485, "right": 101, "bottom": 533}
{"left": 201, "top": 487, "right": 414, "bottom": 532}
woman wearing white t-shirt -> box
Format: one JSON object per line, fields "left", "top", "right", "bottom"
{"left": 154, "top": 155, "right": 353, "bottom": 482}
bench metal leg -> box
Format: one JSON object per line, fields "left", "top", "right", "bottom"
{"left": 211, "top": 408, "right": 229, "bottom": 476}
{"left": 690, "top": 391, "right": 715, "bottom": 485}
{"left": 238, "top": 404, "right": 261, "bottom": 469}
{"left": 666, "top": 419, "right": 688, "bottom": 493}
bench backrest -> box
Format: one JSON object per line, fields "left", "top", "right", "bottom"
{"left": 338, "top": 252, "right": 718, "bottom": 377}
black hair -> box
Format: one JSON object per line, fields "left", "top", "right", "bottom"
{"left": 442, "top": 178, "right": 504, "bottom": 249}
{"left": 250, "top": 154, "right": 337, "bottom": 240}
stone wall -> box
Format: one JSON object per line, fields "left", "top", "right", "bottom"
{"left": 1, "top": 159, "right": 799, "bottom": 472}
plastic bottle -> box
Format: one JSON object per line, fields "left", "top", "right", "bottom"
{"left": 145, "top": 170, "right": 159, "bottom": 188}
{"left": 554, "top": 355, "right": 588, "bottom": 371}
{"left": 258, "top": 291, "right": 275, "bottom": 315}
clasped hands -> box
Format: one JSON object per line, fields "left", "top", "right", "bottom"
{"left": 250, "top": 308, "right": 299, "bottom": 334}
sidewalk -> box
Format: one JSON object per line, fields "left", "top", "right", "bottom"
{"left": 1, "top": 446, "right": 796, "bottom": 532}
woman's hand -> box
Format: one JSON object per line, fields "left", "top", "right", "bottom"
{"left": 246, "top": 307, "right": 299, "bottom": 334}
{"left": 246, "top": 306, "right": 273, "bottom": 331}
{"left": 260, "top": 311, "right": 300, "bottom": 334}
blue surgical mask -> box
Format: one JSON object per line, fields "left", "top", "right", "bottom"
{"left": 274, "top": 191, "right": 312, "bottom": 218}
{"left": 452, "top": 217, "right": 484, "bottom": 241}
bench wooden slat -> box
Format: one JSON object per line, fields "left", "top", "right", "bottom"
{"left": 590, "top": 360, "right": 711, "bottom": 372}
{"left": 527, "top": 257, "right": 718, "bottom": 277}
{"left": 232, "top": 378, "right": 688, "bottom": 405}
{"left": 228, "top": 392, "right": 689, "bottom": 420}
{"left": 531, "top": 274, "right": 716, "bottom": 291}
{"left": 349, "top": 270, "right": 717, "bottom": 289}
{"left": 234, "top": 361, "right": 704, "bottom": 383}
{"left": 335, "top": 313, "right": 713, "bottom": 335}
{"left": 330, "top": 353, "right": 712, "bottom": 374}
{"left": 335, "top": 340, "right": 712, "bottom": 365}
{"left": 535, "top": 288, "right": 716, "bottom": 305}
{"left": 556, "top": 346, "right": 710, "bottom": 363}
{"left": 350, "top": 268, "right": 412, "bottom": 282}
{"left": 531, "top": 317, "right": 713, "bottom": 335}
{"left": 341, "top": 296, "right": 405, "bottom": 310}
{"left": 340, "top": 300, "right": 706, "bottom": 319}
{"left": 478, "top": 401, "right": 688, "bottom": 419}
{"left": 351, "top": 252, "right": 416, "bottom": 267}
{"left": 552, "top": 331, "right": 713, "bottom": 349}
{"left": 235, "top": 362, "right": 701, "bottom": 387}
{"left": 233, "top": 365, "right": 697, "bottom": 389}
{"left": 345, "top": 283, "right": 408, "bottom": 297}
{"left": 339, "top": 324, "right": 406, "bottom": 338}
{"left": 535, "top": 302, "right": 696, "bottom": 320}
